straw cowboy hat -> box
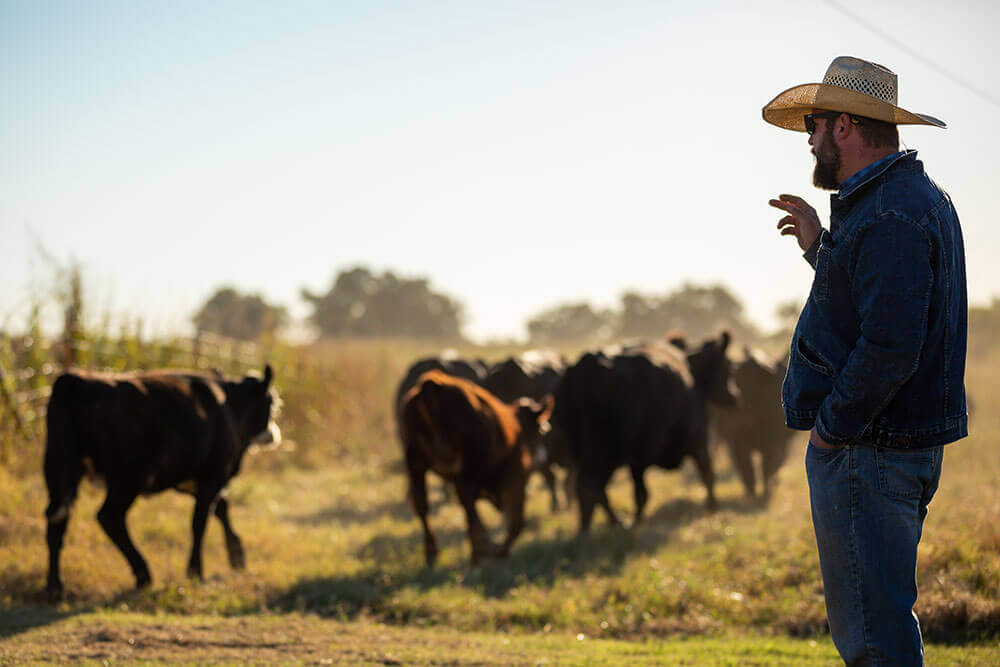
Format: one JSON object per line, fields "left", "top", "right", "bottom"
{"left": 762, "top": 56, "right": 946, "bottom": 132}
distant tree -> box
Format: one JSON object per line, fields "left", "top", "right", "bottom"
{"left": 526, "top": 302, "right": 617, "bottom": 345}
{"left": 775, "top": 299, "right": 803, "bottom": 330}
{"left": 193, "top": 287, "right": 288, "bottom": 341}
{"left": 301, "top": 266, "right": 464, "bottom": 340}
{"left": 619, "top": 283, "right": 759, "bottom": 342}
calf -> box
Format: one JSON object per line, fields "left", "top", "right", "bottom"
{"left": 43, "top": 366, "right": 280, "bottom": 601}
{"left": 400, "top": 370, "right": 552, "bottom": 566}
{"left": 553, "top": 332, "right": 738, "bottom": 533}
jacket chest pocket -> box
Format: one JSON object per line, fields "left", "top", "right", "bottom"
{"left": 811, "top": 244, "right": 832, "bottom": 303}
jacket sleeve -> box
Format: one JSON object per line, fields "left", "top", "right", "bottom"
{"left": 814, "top": 216, "right": 933, "bottom": 445}
{"left": 802, "top": 232, "right": 824, "bottom": 269}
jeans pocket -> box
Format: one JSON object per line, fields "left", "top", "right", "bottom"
{"left": 875, "top": 448, "right": 935, "bottom": 499}
{"left": 807, "top": 440, "right": 846, "bottom": 463}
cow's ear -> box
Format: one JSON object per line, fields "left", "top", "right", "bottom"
{"left": 263, "top": 364, "right": 273, "bottom": 387}
{"left": 665, "top": 329, "right": 687, "bottom": 350}
{"left": 719, "top": 330, "right": 732, "bottom": 352}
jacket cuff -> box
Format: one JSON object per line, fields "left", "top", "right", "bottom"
{"left": 803, "top": 233, "right": 822, "bottom": 269}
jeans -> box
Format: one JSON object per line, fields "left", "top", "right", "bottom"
{"left": 806, "top": 442, "right": 943, "bottom": 666}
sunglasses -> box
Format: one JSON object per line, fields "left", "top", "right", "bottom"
{"left": 804, "top": 111, "right": 862, "bottom": 135}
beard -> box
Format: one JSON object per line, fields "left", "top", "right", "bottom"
{"left": 812, "top": 129, "right": 842, "bottom": 190}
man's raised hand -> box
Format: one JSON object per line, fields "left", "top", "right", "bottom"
{"left": 770, "top": 194, "right": 822, "bottom": 251}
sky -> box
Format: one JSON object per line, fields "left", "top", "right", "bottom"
{"left": 2, "top": 0, "right": 998, "bottom": 342}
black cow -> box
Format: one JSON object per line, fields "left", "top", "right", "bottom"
{"left": 483, "top": 350, "right": 571, "bottom": 511}
{"left": 553, "top": 332, "right": 738, "bottom": 533}
{"left": 43, "top": 366, "right": 280, "bottom": 601}
{"left": 711, "top": 348, "right": 794, "bottom": 498}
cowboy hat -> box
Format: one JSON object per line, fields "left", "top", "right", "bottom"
{"left": 762, "top": 56, "right": 946, "bottom": 132}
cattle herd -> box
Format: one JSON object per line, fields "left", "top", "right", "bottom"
{"left": 41, "top": 333, "right": 796, "bottom": 600}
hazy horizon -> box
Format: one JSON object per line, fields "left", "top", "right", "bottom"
{"left": 3, "top": 0, "right": 998, "bottom": 343}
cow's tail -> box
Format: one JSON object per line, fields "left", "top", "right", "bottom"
{"left": 43, "top": 375, "right": 84, "bottom": 525}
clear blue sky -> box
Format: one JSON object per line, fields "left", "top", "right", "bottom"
{"left": 2, "top": 0, "right": 997, "bottom": 341}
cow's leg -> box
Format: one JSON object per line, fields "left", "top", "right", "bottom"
{"left": 96, "top": 486, "right": 150, "bottom": 589}
{"left": 728, "top": 443, "right": 757, "bottom": 497}
{"left": 456, "top": 482, "right": 499, "bottom": 564}
{"left": 576, "top": 471, "right": 598, "bottom": 534}
{"left": 213, "top": 496, "right": 245, "bottom": 570}
{"left": 630, "top": 464, "right": 649, "bottom": 526}
{"left": 43, "top": 448, "right": 82, "bottom": 602}
{"left": 499, "top": 474, "right": 527, "bottom": 557}
{"left": 576, "top": 469, "right": 620, "bottom": 534}
{"left": 691, "top": 445, "right": 718, "bottom": 512}
{"left": 540, "top": 464, "right": 560, "bottom": 512}
{"left": 595, "top": 468, "right": 621, "bottom": 527}
{"left": 407, "top": 454, "right": 438, "bottom": 567}
{"left": 45, "top": 514, "right": 70, "bottom": 602}
{"left": 761, "top": 442, "right": 788, "bottom": 499}
{"left": 187, "top": 486, "right": 222, "bottom": 580}
{"left": 562, "top": 463, "right": 577, "bottom": 509}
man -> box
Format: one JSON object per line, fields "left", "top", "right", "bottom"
{"left": 762, "top": 56, "right": 967, "bottom": 665}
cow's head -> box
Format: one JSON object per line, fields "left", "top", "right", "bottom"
{"left": 735, "top": 347, "right": 783, "bottom": 394}
{"left": 514, "top": 394, "right": 555, "bottom": 468}
{"left": 687, "top": 331, "right": 740, "bottom": 407}
{"left": 231, "top": 364, "right": 282, "bottom": 449}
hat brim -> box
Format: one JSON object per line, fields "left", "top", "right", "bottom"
{"left": 762, "top": 82, "right": 946, "bottom": 131}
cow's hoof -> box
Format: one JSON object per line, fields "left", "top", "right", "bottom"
{"left": 135, "top": 574, "right": 152, "bottom": 590}
{"left": 46, "top": 583, "right": 63, "bottom": 604}
{"left": 227, "top": 544, "right": 246, "bottom": 570}
{"left": 185, "top": 566, "right": 203, "bottom": 581}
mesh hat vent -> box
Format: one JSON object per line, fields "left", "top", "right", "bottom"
{"left": 823, "top": 73, "right": 896, "bottom": 104}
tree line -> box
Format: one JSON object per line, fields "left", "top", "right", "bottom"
{"left": 193, "top": 265, "right": 790, "bottom": 345}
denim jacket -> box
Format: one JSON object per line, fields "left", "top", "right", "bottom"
{"left": 782, "top": 150, "right": 968, "bottom": 449}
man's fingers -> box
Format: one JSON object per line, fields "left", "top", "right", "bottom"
{"left": 779, "top": 227, "right": 798, "bottom": 237}
{"left": 780, "top": 193, "right": 817, "bottom": 215}
{"left": 779, "top": 194, "right": 807, "bottom": 206}
{"left": 777, "top": 215, "right": 797, "bottom": 229}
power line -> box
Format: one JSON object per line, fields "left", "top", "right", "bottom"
{"left": 821, "top": 0, "right": 1000, "bottom": 109}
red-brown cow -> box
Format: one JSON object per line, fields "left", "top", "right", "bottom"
{"left": 400, "top": 370, "right": 552, "bottom": 566}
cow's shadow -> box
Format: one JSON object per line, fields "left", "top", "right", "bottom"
{"left": 267, "top": 491, "right": 755, "bottom": 618}
{"left": 287, "top": 495, "right": 415, "bottom": 525}
{"left": 0, "top": 605, "right": 74, "bottom": 640}
{"left": 0, "top": 577, "right": 154, "bottom": 639}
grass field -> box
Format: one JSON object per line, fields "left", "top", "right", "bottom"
{"left": 1, "top": 339, "right": 998, "bottom": 663}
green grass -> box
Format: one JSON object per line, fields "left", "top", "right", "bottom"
{"left": 3, "top": 610, "right": 998, "bottom": 665}
{"left": 2, "top": 339, "right": 999, "bottom": 662}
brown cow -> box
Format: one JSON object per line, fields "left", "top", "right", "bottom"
{"left": 400, "top": 370, "right": 553, "bottom": 566}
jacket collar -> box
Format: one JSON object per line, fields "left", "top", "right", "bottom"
{"left": 837, "top": 149, "right": 916, "bottom": 200}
